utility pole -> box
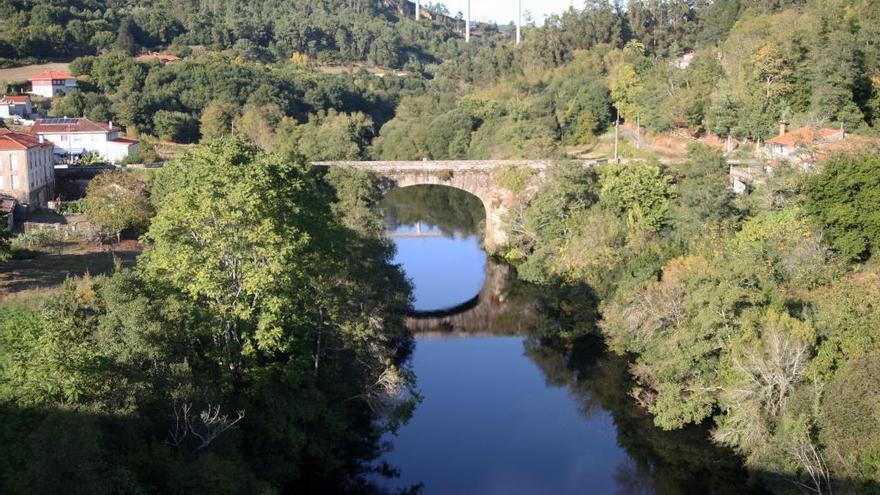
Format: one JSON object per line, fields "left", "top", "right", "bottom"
{"left": 614, "top": 111, "right": 620, "bottom": 163}
{"left": 465, "top": 0, "right": 470, "bottom": 42}
{"left": 415, "top": 0, "right": 419, "bottom": 20}
{"left": 636, "top": 113, "right": 640, "bottom": 150}
{"left": 516, "top": 0, "right": 521, "bottom": 45}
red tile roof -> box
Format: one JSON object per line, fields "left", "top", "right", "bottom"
{"left": 0, "top": 129, "right": 49, "bottom": 150}
{"left": 30, "top": 117, "right": 112, "bottom": 134}
{"left": 767, "top": 127, "right": 840, "bottom": 148}
{"left": 0, "top": 95, "right": 31, "bottom": 105}
{"left": 27, "top": 71, "right": 76, "bottom": 81}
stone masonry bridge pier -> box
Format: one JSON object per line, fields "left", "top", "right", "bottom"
{"left": 313, "top": 160, "right": 597, "bottom": 251}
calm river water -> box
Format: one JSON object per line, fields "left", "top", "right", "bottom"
{"left": 377, "top": 185, "right": 764, "bottom": 495}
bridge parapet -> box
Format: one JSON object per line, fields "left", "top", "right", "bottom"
{"left": 312, "top": 159, "right": 577, "bottom": 171}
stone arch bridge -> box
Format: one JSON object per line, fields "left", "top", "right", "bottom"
{"left": 313, "top": 160, "right": 598, "bottom": 251}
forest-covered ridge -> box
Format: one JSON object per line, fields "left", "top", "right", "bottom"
{"left": 0, "top": 0, "right": 476, "bottom": 68}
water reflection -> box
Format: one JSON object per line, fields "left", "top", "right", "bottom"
{"left": 376, "top": 185, "right": 764, "bottom": 495}
{"left": 380, "top": 186, "right": 487, "bottom": 312}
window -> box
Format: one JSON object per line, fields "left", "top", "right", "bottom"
{"left": 0, "top": 175, "right": 4, "bottom": 188}
{"left": 10, "top": 154, "right": 17, "bottom": 171}
{"left": 12, "top": 176, "right": 19, "bottom": 190}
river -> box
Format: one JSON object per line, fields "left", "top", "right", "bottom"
{"left": 376, "top": 185, "right": 765, "bottom": 495}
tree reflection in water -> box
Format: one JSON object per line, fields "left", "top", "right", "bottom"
{"left": 380, "top": 185, "right": 485, "bottom": 239}
{"left": 405, "top": 269, "right": 767, "bottom": 495}
{"left": 381, "top": 184, "right": 766, "bottom": 495}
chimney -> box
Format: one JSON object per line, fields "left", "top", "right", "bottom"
{"left": 779, "top": 120, "right": 788, "bottom": 136}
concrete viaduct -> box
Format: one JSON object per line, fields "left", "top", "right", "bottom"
{"left": 313, "top": 160, "right": 599, "bottom": 251}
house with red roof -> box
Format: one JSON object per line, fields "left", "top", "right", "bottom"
{"left": 0, "top": 129, "right": 55, "bottom": 209}
{"left": 30, "top": 117, "right": 139, "bottom": 164}
{"left": 765, "top": 123, "right": 844, "bottom": 163}
{"left": 0, "top": 95, "right": 34, "bottom": 119}
{"left": 27, "top": 71, "right": 78, "bottom": 98}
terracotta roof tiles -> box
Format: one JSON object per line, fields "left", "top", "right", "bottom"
{"left": 27, "top": 71, "right": 76, "bottom": 81}
{"left": 0, "top": 129, "right": 50, "bottom": 150}
{"left": 30, "top": 117, "right": 112, "bottom": 134}
{"left": 0, "top": 95, "right": 31, "bottom": 105}
{"left": 767, "top": 127, "right": 840, "bottom": 148}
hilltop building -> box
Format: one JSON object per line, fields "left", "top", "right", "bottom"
{"left": 30, "top": 118, "right": 139, "bottom": 164}
{"left": 27, "top": 71, "right": 78, "bottom": 98}
{"left": 0, "top": 129, "right": 55, "bottom": 210}
{"left": 765, "top": 123, "right": 844, "bottom": 161}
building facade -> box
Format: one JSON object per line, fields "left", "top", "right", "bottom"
{"left": 0, "top": 95, "right": 34, "bottom": 119}
{"left": 30, "top": 118, "right": 139, "bottom": 164}
{"left": 27, "top": 71, "right": 78, "bottom": 98}
{"left": 0, "top": 130, "right": 55, "bottom": 210}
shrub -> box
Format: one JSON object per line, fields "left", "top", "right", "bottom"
{"left": 435, "top": 169, "right": 454, "bottom": 181}
{"left": 493, "top": 164, "right": 534, "bottom": 193}
{"left": 55, "top": 199, "right": 86, "bottom": 215}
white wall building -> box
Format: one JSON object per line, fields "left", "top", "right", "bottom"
{"left": 0, "top": 129, "right": 55, "bottom": 210}
{"left": 27, "top": 71, "right": 78, "bottom": 98}
{"left": 30, "top": 118, "right": 139, "bottom": 164}
{"left": 0, "top": 95, "right": 34, "bottom": 119}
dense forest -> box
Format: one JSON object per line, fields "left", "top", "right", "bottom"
{"left": 374, "top": 0, "right": 880, "bottom": 159}
{"left": 12, "top": 0, "right": 874, "bottom": 162}
{"left": 500, "top": 147, "right": 880, "bottom": 494}
{"left": 0, "top": 0, "right": 465, "bottom": 67}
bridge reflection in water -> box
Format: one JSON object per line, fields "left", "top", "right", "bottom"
{"left": 405, "top": 261, "right": 533, "bottom": 336}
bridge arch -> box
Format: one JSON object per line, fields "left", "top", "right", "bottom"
{"left": 377, "top": 177, "right": 493, "bottom": 243}
{"left": 314, "top": 160, "right": 585, "bottom": 251}
{"left": 405, "top": 262, "right": 516, "bottom": 336}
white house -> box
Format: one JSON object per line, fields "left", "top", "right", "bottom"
{"left": 30, "top": 118, "right": 139, "bottom": 164}
{"left": 27, "top": 71, "right": 78, "bottom": 98}
{"left": 0, "top": 95, "right": 34, "bottom": 119}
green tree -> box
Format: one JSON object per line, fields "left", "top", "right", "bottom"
{"left": 289, "top": 111, "right": 373, "bottom": 161}
{"left": 153, "top": 110, "right": 199, "bottom": 143}
{"left": 114, "top": 18, "right": 138, "bottom": 55}
{"left": 609, "top": 62, "right": 643, "bottom": 121}
{"left": 199, "top": 101, "right": 238, "bottom": 141}
{"left": 599, "top": 161, "right": 675, "bottom": 232}
{"left": 84, "top": 170, "right": 153, "bottom": 242}
{"left": 804, "top": 149, "right": 880, "bottom": 261}
{"left": 669, "top": 144, "right": 739, "bottom": 242}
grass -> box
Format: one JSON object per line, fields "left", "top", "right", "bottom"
{"left": 0, "top": 62, "right": 71, "bottom": 82}
{"left": 0, "top": 239, "right": 141, "bottom": 297}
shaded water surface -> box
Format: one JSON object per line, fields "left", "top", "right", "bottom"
{"left": 377, "top": 185, "right": 763, "bottom": 495}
